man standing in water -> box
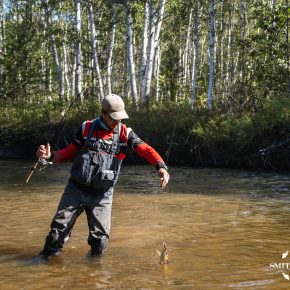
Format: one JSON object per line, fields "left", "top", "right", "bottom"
{"left": 35, "top": 94, "right": 170, "bottom": 262}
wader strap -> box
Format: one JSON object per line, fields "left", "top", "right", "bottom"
{"left": 85, "top": 119, "right": 99, "bottom": 147}
{"left": 109, "top": 123, "right": 120, "bottom": 154}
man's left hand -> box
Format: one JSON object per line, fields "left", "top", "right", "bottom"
{"left": 158, "top": 168, "right": 170, "bottom": 189}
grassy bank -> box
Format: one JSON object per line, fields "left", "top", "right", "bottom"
{"left": 0, "top": 96, "right": 289, "bottom": 170}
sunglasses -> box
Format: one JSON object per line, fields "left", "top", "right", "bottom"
{"left": 105, "top": 112, "right": 120, "bottom": 123}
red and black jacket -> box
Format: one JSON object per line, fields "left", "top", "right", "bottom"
{"left": 52, "top": 117, "right": 167, "bottom": 171}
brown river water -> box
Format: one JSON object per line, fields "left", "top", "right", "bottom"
{"left": 0, "top": 160, "right": 290, "bottom": 289}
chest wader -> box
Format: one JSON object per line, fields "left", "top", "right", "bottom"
{"left": 70, "top": 119, "right": 122, "bottom": 192}
{"left": 39, "top": 121, "right": 122, "bottom": 259}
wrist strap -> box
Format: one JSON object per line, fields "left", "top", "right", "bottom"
{"left": 155, "top": 162, "right": 168, "bottom": 172}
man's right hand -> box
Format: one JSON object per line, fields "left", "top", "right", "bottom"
{"left": 36, "top": 143, "right": 51, "bottom": 160}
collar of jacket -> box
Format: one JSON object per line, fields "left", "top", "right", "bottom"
{"left": 97, "top": 116, "right": 109, "bottom": 130}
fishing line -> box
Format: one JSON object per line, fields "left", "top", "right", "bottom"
{"left": 250, "top": 138, "right": 290, "bottom": 173}
{"left": 24, "top": 56, "right": 130, "bottom": 183}
{"left": 165, "top": 103, "right": 180, "bottom": 165}
{"left": 24, "top": 49, "right": 175, "bottom": 182}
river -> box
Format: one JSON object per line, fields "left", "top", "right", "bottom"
{"left": 0, "top": 160, "right": 290, "bottom": 289}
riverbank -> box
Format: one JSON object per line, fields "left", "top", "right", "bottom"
{"left": 1, "top": 112, "right": 289, "bottom": 171}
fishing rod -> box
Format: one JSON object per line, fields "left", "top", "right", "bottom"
{"left": 24, "top": 91, "right": 83, "bottom": 183}
{"left": 24, "top": 51, "right": 180, "bottom": 183}
{"left": 24, "top": 57, "right": 127, "bottom": 183}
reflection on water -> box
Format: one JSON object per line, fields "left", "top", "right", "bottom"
{"left": 0, "top": 160, "right": 290, "bottom": 289}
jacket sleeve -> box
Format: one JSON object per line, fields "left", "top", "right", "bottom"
{"left": 127, "top": 129, "right": 167, "bottom": 170}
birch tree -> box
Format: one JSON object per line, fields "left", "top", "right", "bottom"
{"left": 74, "top": 0, "right": 83, "bottom": 100}
{"left": 238, "top": 0, "right": 246, "bottom": 82}
{"left": 126, "top": 0, "right": 138, "bottom": 103}
{"left": 88, "top": 0, "right": 104, "bottom": 100}
{"left": 182, "top": 8, "right": 193, "bottom": 85}
{"left": 107, "top": 4, "right": 118, "bottom": 95}
{"left": 141, "top": 0, "right": 165, "bottom": 102}
{"left": 62, "top": 22, "right": 70, "bottom": 100}
{"left": 216, "top": 2, "right": 224, "bottom": 97}
{"left": 225, "top": 0, "right": 233, "bottom": 86}
{"left": 140, "top": 0, "right": 149, "bottom": 85}
{"left": 43, "top": 0, "right": 64, "bottom": 99}
{"left": 140, "top": 2, "right": 155, "bottom": 102}
{"left": 207, "top": 0, "right": 215, "bottom": 110}
{"left": 190, "top": 0, "right": 200, "bottom": 110}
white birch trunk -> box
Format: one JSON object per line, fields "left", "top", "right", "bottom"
{"left": 126, "top": 0, "right": 138, "bottom": 103}
{"left": 140, "top": 2, "right": 155, "bottom": 101}
{"left": 62, "top": 23, "right": 70, "bottom": 100}
{"left": 88, "top": 1, "right": 104, "bottom": 100}
{"left": 238, "top": 0, "right": 246, "bottom": 81}
{"left": 190, "top": 0, "right": 199, "bottom": 110}
{"left": 218, "top": 3, "right": 224, "bottom": 92}
{"left": 42, "top": 13, "right": 51, "bottom": 98}
{"left": 155, "top": 45, "right": 162, "bottom": 101}
{"left": 41, "top": 42, "right": 46, "bottom": 92}
{"left": 207, "top": 0, "right": 215, "bottom": 110}
{"left": 140, "top": 0, "right": 149, "bottom": 85}
{"left": 74, "top": 0, "right": 83, "bottom": 100}
{"left": 153, "top": 0, "right": 165, "bottom": 76}
{"left": 183, "top": 9, "right": 193, "bottom": 85}
{"left": 107, "top": 4, "right": 118, "bottom": 95}
{"left": 48, "top": 68, "right": 52, "bottom": 98}
{"left": 43, "top": 0, "right": 64, "bottom": 99}
{"left": 225, "top": 0, "right": 233, "bottom": 85}
{"left": 270, "top": 0, "right": 276, "bottom": 8}
{"left": 141, "top": 0, "right": 165, "bottom": 102}
{"left": 71, "top": 55, "right": 76, "bottom": 97}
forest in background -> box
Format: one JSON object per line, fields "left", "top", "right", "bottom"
{"left": 0, "top": 0, "right": 289, "bottom": 170}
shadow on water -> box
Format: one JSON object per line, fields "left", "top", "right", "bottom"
{"left": 0, "top": 160, "right": 290, "bottom": 289}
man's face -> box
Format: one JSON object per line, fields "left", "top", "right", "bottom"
{"left": 102, "top": 111, "right": 121, "bottom": 130}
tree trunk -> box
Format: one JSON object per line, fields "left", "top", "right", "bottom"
{"left": 88, "top": 0, "right": 104, "bottom": 100}
{"left": 183, "top": 9, "right": 193, "bottom": 85}
{"left": 217, "top": 3, "right": 224, "bottom": 98}
{"left": 141, "top": 2, "right": 155, "bottom": 102}
{"left": 153, "top": 0, "right": 165, "bottom": 83}
{"left": 74, "top": 0, "right": 83, "bottom": 100}
{"left": 107, "top": 3, "right": 118, "bottom": 96}
{"left": 225, "top": 0, "right": 233, "bottom": 86}
{"left": 140, "top": 0, "right": 149, "bottom": 86}
{"left": 43, "top": 0, "right": 64, "bottom": 99}
{"left": 141, "top": 0, "right": 165, "bottom": 102}
{"left": 62, "top": 22, "right": 70, "bottom": 100}
{"left": 207, "top": 0, "right": 215, "bottom": 111}
{"left": 270, "top": 0, "right": 276, "bottom": 8}
{"left": 190, "top": 0, "right": 199, "bottom": 111}
{"left": 238, "top": 0, "right": 246, "bottom": 82}
{"left": 155, "top": 44, "right": 162, "bottom": 101}
{"left": 126, "top": 0, "right": 138, "bottom": 104}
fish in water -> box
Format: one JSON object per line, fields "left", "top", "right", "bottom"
{"left": 156, "top": 242, "right": 170, "bottom": 264}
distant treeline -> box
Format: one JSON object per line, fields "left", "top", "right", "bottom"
{"left": 0, "top": 0, "right": 289, "bottom": 170}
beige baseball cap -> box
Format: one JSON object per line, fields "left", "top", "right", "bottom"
{"left": 101, "top": 94, "right": 129, "bottom": 120}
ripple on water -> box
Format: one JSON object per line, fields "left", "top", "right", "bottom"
{"left": 0, "top": 162, "right": 290, "bottom": 289}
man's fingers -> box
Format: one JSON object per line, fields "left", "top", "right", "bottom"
{"left": 160, "top": 173, "right": 169, "bottom": 189}
{"left": 37, "top": 144, "right": 49, "bottom": 158}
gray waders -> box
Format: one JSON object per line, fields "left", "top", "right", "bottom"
{"left": 40, "top": 119, "right": 122, "bottom": 258}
